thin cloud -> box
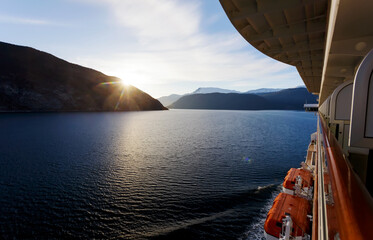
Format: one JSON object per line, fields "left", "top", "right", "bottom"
{"left": 0, "top": 14, "right": 62, "bottom": 26}
{"left": 75, "top": 0, "right": 301, "bottom": 97}
{"left": 111, "top": 0, "right": 200, "bottom": 40}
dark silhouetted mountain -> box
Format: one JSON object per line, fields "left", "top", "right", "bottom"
{"left": 169, "top": 88, "right": 317, "bottom": 110}
{"left": 0, "top": 41, "right": 167, "bottom": 111}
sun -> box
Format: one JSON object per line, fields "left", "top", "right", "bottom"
{"left": 118, "top": 75, "right": 139, "bottom": 87}
{"left": 113, "top": 70, "right": 148, "bottom": 90}
{"left": 120, "top": 78, "right": 129, "bottom": 86}
{"left": 117, "top": 73, "right": 146, "bottom": 89}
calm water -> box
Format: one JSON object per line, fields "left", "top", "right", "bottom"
{"left": 0, "top": 110, "right": 316, "bottom": 239}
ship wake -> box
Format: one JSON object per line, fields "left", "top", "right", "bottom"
{"left": 239, "top": 185, "right": 281, "bottom": 240}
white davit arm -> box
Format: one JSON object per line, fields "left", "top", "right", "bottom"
{"left": 280, "top": 215, "right": 293, "bottom": 240}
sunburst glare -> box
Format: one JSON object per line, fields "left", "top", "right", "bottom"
{"left": 100, "top": 80, "right": 127, "bottom": 86}
{"left": 99, "top": 80, "right": 129, "bottom": 110}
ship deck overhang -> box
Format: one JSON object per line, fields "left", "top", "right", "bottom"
{"left": 219, "top": 0, "right": 373, "bottom": 103}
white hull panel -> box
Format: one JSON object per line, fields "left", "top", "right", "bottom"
{"left": 282, "top": 187, "right": 294, "bottom": 195}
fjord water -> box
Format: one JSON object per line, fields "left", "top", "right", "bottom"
{"left": 0, "top": 110, "right": 316, "bottom": 239}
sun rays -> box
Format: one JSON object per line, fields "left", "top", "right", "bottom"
{"left": 99, "top": 80, "right": 130, "bottom": 110}
{"left": 99, "top": 81, "right": 122, "bottom": 86}
{"left": 115, "top": 87, "right": 126, "bottom": 110}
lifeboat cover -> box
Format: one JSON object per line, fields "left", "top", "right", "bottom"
{"left": 264, "top": 193, "right": 311, "bottom": 237}
{"left": 283, "top": 168, "right": 313, "bottom": 190}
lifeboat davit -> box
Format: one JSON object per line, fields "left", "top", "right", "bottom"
{"left": 282, "top": 168, "right": 313, "bottom": 198}
{"left": 264, "top": 193, "right": 311, "bottom": 240}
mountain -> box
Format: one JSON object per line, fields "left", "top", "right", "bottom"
{"left": 259, "top": 87, "right": 316, "bottom": 110}
{"left": 0, "top": 41, "right": 166, "bottom": 111}
{"left": 192, "top": 87, "right": 241, "bottom": 94}
{"left": 157, "top": 94, "right": 182, "bottom": 107}
{"left": 169, "top": 87, "right": 317, "bottom": 110}
{"left": 157, "top": 88, "right": 239, "bottom": 106}
{"left": 169, "top": 93, "right": 271, "bottom": 110}
{"left": 158, "top": 87, "right": 286, "bottom": 106}
{"left": 245, "top": 88, "right": 283, "bottom": 94}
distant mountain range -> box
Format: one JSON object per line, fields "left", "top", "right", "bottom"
{"left": 245, "top": 88, "right": 283, "bottom": 94}
{"left": 169, "top": 88, "right": 317, "bottom": 110}
{"left": 157, "top": 94, "right": 183, "bottom": 107}
{"left": 192, "top": 87, "right": 241, "bottom": 94}
{"left": 0, "top": 41, "right": 166, "bottom": 111}
{"left": 157, "top": 87, "right": 284, "bottom": 106}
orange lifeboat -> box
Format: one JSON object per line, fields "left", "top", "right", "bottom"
{"left": 264, "top": 193, "right": 311, "bottom": 240}
{"left": 282, "top": 168, "right": 313, "bottom": 196}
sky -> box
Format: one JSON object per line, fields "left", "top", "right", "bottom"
{"left": 0, "top": 0, "right": 304, "bottom": 98}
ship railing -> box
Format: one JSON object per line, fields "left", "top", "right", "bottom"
{"left": 314, "top": 115, "right": 373, "bottom": 240}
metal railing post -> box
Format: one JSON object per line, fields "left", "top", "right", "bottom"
{"left": 317, "top": 115, "right": 329, "bottom": 240}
